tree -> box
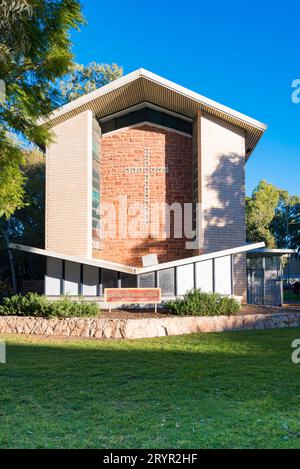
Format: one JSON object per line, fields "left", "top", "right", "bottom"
{"left": 56, "top": 62, "right": 123, "bottom": 105}
{"left": 246, "top": 180, "right": 282, "bottom": 248}
{"left": 0, "top": 133, "right": 26, "bottom": 219}
{"left": 288, "top": 201, "right": 300, "bottom": 249}
{"left": 0, "top": 0, "right": 85, "bottom": 216}
{"left": 271, "top": 194, "right": 300, "bottom": 249}
{"left": 9, "top": 149, "right": 45, "bottom": 247}
{"left": 0, "top": 3, "right": 123, "bottom": 293}
{"left": 0, "top": 148, "right": 45, "bottom": 292}
{"left": 246, "top": 180, "right": 300, "bottom": 250}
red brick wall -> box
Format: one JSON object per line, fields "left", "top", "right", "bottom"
{"left": 93, "top": 124, "right": 193, "bottom": 266}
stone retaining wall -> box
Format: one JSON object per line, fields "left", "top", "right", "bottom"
{"left": 0, "top": 312, "right": 299, "bottom": 340}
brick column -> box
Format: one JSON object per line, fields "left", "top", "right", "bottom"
{"left": 46, "top": 110, "right": 93, "bottom": 257}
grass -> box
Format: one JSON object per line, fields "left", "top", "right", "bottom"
{"left": 0, "top": 329, "right": 300, "bottom": 449}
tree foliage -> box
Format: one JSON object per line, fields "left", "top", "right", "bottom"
{"left": 0, "top": 2, "right": 124, "bottom": 290}
{"left": 56, "top": 62, "right": 123, "bottom": 105}
{"left": 246, "top": 179, "right": 300, "bottom": 249}
{"left": 0, "top": 148, "right": 45, "bottom": 289}
{"left": 9, "top": 148, "right": 45, "bottom": 247}
{"left": 0, "top": 132, "right": 26, "bottom": 218}
{"left": 246, "top": 180, "right": 281, "bottom": 248}
{"left": 271, "top": 193, "right": 300, "bottom": 249}
{"left": 0, "top": 0, "right": 85, "bottom": 217}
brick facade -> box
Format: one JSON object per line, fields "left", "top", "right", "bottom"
{"left": 46, "top": 110, "right": 92, "bottom": 257}
{"left": 93, "top": 124, "right": 194, "bottom": 266}
{"left": 45, "top": 110, "right": 247, "bottom": 298}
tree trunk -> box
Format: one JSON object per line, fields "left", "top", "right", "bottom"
{"left": 0, "top": 222, "right": 17, "bottom": 294}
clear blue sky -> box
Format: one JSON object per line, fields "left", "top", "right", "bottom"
{"left": 71, "top": 0, "right": 300, "bottom": 196}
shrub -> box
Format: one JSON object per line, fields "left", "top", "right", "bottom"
{"left": 166, "top": 289, "right": 241, "bottom": 316}
{"left": 0, "top": 293, "right": 100, "bottom": 318}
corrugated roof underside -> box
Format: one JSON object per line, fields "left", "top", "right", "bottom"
{"left": 47, "top": 77, "right": 264, "bottom": 156}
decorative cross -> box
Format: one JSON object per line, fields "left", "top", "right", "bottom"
{"left": 124, "top": 147, "right": 169, "bottom": 224}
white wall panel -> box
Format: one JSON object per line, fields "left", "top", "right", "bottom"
{"left": 214, "top": 256, "right": 232, "bottom": 295}
{"left": 64, "top": 261, "right": 80, "bottom": 295}
{"left": 195, "top": 260, "right": 213, "bottom": 292}
{"left": 45, "top": 257, "right": 62, "bottom": 296}
{"left": 82, "top": 265, "right": 98, "bottom": 296}
{"left": 176, "top": 264, "right": 194, "bottom": 295}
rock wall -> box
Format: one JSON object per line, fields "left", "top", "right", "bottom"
{"left": 0, "top": 313, "right": 299, "bottom": 340}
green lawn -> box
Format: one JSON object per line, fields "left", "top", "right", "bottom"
{"left": 1, "top": 329, "right": 300, "bottom": 449}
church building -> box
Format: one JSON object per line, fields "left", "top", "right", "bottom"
{"left": 11, "top": 69, "right": 266, "bottom": 301}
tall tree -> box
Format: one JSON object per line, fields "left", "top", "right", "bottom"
{"left": 0, "top": 0, "right": 85, "bottom": 216}
{"left": 271, "top": 194, "right": 300, "bottom": 249}
{"left": 289, "top": 203, "right": 300, "bottom": 249}
{"left": 56, "top": 62, "right": 123, "bottom": 105}
{"left": 246, "top": 180, "right": 282, "bottom": 248}
{"left": 9, "top": 149, "right": 45, "bottom": 247}
{"left": 0, "top": 148, "right": 45, "bottom": 292}
{"left": 0, "top": 133, "right": 26, "bottom": 219}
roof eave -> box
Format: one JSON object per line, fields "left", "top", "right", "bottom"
{"left": 39, "top": 68, "right": 267, "bottom": 130}
{"left": 10, "top": 242, "right": 266, "bottom": 274}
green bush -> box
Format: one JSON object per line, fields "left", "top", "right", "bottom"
{"left": 166, "top": 289, "right": 241, "bottom": 316}
{"left": 0, "top": 293, "right": 100, "bottom": 318}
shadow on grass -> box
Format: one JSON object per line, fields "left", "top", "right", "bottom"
{"left": 0, "top": 328, "right": 300, "bottom": 449}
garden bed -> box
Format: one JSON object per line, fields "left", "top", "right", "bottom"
{"left": 1, "top": 292, "right": 300, "bottom": 340}
{"left": 0, "top": 308, "right": 300, "bottom": 340}
{"left": 98, "top": 304, "right": 300, "bottom": 319}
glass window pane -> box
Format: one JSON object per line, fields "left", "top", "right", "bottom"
{"left": 92, "top": 190, "right": 100, "bottom": 201}
{"left": 138, "top": 272, "right": 155, "bottom": 288}
{"left": 158, "top": 268, "right": 175, "bottom": 295}
{"left": 92, "top": 199, "right": 100, "bottom": 210}
{"left": 102, "top": 269, "right": 118, "bottom": 290}
{"left": 92, "top": 169, "right": 100, "bottom": 181}
{"left": 92, "top": 219, "right": 100, "bottom": 229}
{"left": 265, "top": 256, "right": 280, "bottom": 271}
{"left": 92, "top": 139, "right": 100, "bottom": 162}
{"left": 247, "top": 257, "right": 263, "bottom": 270}
{"left": 120, "top": 273, "right": 137, "bottom": 288}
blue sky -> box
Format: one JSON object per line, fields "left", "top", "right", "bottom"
{"left": 71, "top": 0, "right": 300, "bottom": 196}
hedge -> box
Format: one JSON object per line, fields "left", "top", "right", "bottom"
{"left": 0, "top": 293, "right": 100, "bottom": 318}
{"left": 166, "top": 289, "right": 241, "bottom": 316}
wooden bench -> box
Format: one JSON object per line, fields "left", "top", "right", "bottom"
{"left": 104, "top": 288, "right": 161, "bottom": 313}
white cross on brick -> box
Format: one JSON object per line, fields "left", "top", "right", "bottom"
{"left": 124, "top": 147, "right": 169, "bottom": 224}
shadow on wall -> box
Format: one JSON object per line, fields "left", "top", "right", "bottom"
{"left": 98, "top": 124, "right": 245, "bottom": 269}
{"left": 130, "top": 146, "right": 245, "bottom": 266}
{"left": 203, "top": 152, "right": 246, "bottom": 253}
{"left": 203, "top": 151, "right": 246, "bottom": 298}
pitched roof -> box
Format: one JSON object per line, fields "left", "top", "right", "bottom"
{"left": 41, "top": 68, "right": 267, "bottom": 158}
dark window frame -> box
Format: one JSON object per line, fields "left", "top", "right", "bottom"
{"left": 101, "top": 107, "right": 193, "bottom": 135}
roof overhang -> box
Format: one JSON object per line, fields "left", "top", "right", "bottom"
{"left": 248, "top": 248, "right": 297, "bottom": 257}
{"left": 40, "top": 68, "right": 267, "bottom": 159}
{"left": 10, "top": 242, "right": 265, "bottom": 274}
{"left": 10, "top": 244, "right": 136, "bottom": 274}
